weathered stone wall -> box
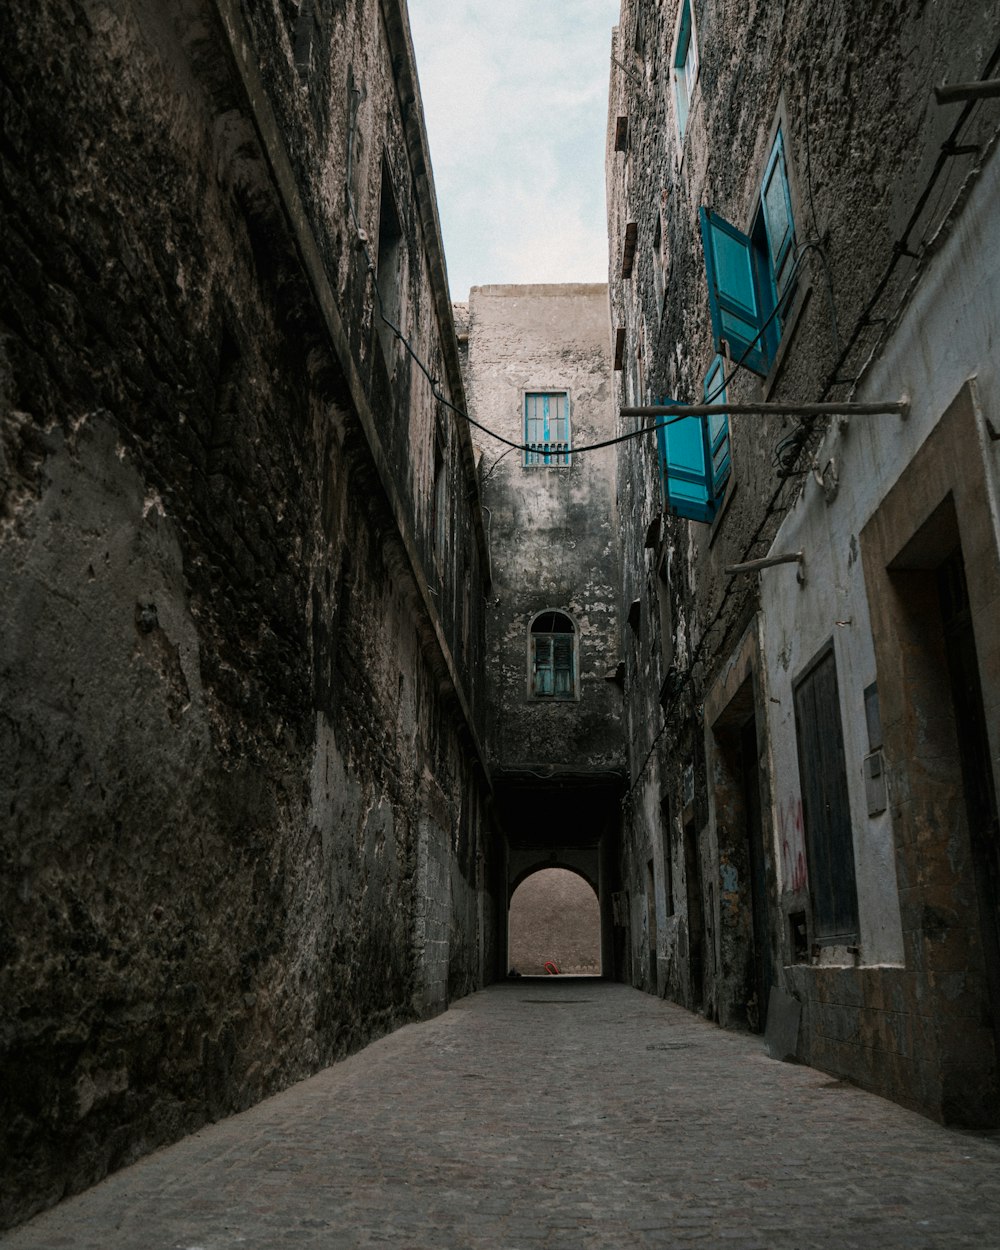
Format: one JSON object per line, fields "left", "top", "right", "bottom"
{"left": 607, "top": 0, "right": 1000, "bottom": 1121}
{"left": 0, "top": 0, "right": 496, "bottom": 1227}
{"left": 461, "top": 283, "right": 625, "bottom": 979}
{"left": 467, "top": 284, "right": 623, "bottom": 773}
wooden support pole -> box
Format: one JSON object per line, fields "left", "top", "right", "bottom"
{"left": 935, "top": 79, "right": 1000, "bottom": 103}
{"left": 724, "top": 552, "right": 803, "bottom": 576}
{"left": 620, "top": 398, "right": 909, "bottom": 419}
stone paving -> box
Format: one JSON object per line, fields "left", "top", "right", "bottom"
{"left": 4, "top": 980, "right": 1000, "bottom": 1249}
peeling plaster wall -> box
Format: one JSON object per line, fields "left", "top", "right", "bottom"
{"left": 607, "top": 0, "right": 1000, "bottom": 1121}
{"left": 763, "top": 140, "right": 1000, "bottom": 1121}
{"left": 0, "top": 0, "right": 496, "bottom": 1227}
{"left": 467, "top": 284, "right": 623, "bottom": 774}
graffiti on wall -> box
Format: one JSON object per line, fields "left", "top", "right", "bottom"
{"left": 779, "top": 797, "right": 808, "bottom": 892}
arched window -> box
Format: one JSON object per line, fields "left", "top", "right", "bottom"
{"left": 530, "top": 611, "right": 576, "bottom": 699}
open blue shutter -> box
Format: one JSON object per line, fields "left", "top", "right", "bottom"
{"left": 655, "top": 398, "right": 717, "bottom": 524}
{"left": 699, "top": 207, "right": 767, "bottom": 376}
{"left": 761, "top": 129, "right": 796, "bottom": 300}
{"left": 703, "top": 355, "right": 731, "bottom": 497}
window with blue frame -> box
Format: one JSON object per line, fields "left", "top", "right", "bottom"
{"left": 524, "top": 392, "right": 571, "bottom": 466}
{"left": 699, "top": 127, "right": 797, "bottom": 376}
{"left": 530, "top": 611, "right": 576, "bottom": 699}
{"left": 655, "top": 355, "right": 731, "bottom": 525}
{"left": 672, "top": 0, "right": 698, "bottom": 141}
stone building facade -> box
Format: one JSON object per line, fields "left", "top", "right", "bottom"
{"left": 0, "top": 0, "right": 498, "bottom": 1227}
{"left": 460, "top": 285, "right": 626, "bottom": 978}
{"left": 6, "top": 0, "right": 1000, "bottom": 1232}
{"left": 607, "top": 0, "right": 1000, "bottom": 1124}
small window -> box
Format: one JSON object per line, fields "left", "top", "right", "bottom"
{"left": 375, "top": 161, "right": 404, "bottom": 367}
{"left": 524, "top": 393, "right": 571, "bottom": 467}
{"left": 672, "top": 0, "right": 699, "bottom": 141}
{"left": 699, "top": 127, "right": 797, "bottom": 376}
{"left": 654, "top": 357, "right": 730, "bottom": 524}
{"left": 431, "top": 432, "right": 448, "bottom": 562}
{"left": 291, "top": 0, "right": 318, "bottom": 81}
{"left": 614, "top": 115, "right": 629, "bottom": 152}
{"left": 793, "top": 645, "right": 859, "bottom": 943}
{"left": 530, "top": 611, "right": 576, "bottom": 699}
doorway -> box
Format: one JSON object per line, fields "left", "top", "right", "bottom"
{"left": 508, "top": 868, "right": 601, "bottom": 976}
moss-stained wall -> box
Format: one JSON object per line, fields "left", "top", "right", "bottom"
{"left": 0, "top": 0, "right": 496, "bottom": 1228}
{"left": 467, "top": 284, "right": 623, "bottom": 774}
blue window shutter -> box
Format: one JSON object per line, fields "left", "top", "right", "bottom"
{"left": 699, "top": 206, "right": 767, "bottom": 376}
{"left": 674, "top": 1, "right": 691, "bottom": 67}
{"left": 553, "top": 634, "right": 573, "bottom": 697}
{"left": 655, "top": 398, "right": 717, "bottom": 524}
{"left": 533, "top": 634, "right": 554, "bottom": 695}
{"left": 761, "top": 129, "right": 796, "bottom": 299}
{"left": 703, "top": 355, "right": 731, "bottom": 497}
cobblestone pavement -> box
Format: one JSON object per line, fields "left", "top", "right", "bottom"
{"left": 5, "top": 980, "right": 1000, "bottom": 1249}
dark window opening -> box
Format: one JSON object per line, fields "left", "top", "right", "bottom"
{"left": 291, "top": 0, "right": 318, "bottom": 82}
{"left": 375, "top": 161, "right": 403, "bottom": 368}
{"left": 793, "top": 645, "right": 859, "bottom": 944}
{"left": 431, "top": 432, "right": 448, "bottom": 564}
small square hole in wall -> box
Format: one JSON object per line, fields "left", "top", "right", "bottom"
{"left": 789, "top": 910, "right": 809, "bottom": 963}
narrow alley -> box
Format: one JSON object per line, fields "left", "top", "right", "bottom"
{"left": 5, "top": 0, "right": 1000, "bottom": 1239}
{"left": 4, "top": 981, "right": 999, "bottom": 1250}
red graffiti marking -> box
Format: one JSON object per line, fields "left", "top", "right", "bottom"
{"left": 780, "top": 798, "right": 808, "bottom": 892}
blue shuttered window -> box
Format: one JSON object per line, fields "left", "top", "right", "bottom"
{"left": 656, "top": 361, "right": 731, "bottom": 525}
{"left": 703, "top": 354, "right": 731, "bottom": 497}
{"left": 530, "top": 611, "right": 576, "bottom": 699}
{"left": 656, "top": 398, "right": 715, "bottom": 525}
{"left": 761, "top": 130, "right": 795, "bottom": 300}
{"left": 524, "top": 392, "right": 571, "bottom": 466}
{"left": 673, "top": 0, "right": 698, "bottom": 140}
{"left": 699, "top": 207, "right": 768, "bottom": 375}
{"left": 700, "top": 128, "right": 797, "bottom": 375}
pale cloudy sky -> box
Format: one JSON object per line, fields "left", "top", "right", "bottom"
{"left": 407, "top": 0, "right": 621, "bottom": 299}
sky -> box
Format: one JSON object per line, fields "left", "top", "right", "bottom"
{"left": 407, "top": 0, "right": 621, "bottom": 300}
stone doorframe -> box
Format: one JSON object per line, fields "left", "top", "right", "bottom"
{"left": 860, "top": 377, "right": 1000, "bottom": 1125}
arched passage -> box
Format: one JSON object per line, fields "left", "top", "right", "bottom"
{"left": 508, "top": 867, "right": 602, "bottom": 975}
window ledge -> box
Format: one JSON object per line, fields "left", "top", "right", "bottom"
{"left": 762, "top": 282, "right": 812, "bottom": 400}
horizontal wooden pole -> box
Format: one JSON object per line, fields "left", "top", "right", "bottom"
{"left": 620, "top": 399, "right": 909, "bottom": 419}
{"left": 935, "top": 79, "right": 1000, "bottom": 103}
{"left": 725, "top": 553, "right": 803, "bottom": 575}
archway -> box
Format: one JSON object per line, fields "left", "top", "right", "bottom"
{"left": 508, "top": 868, "right": 602, "bottom": 975}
